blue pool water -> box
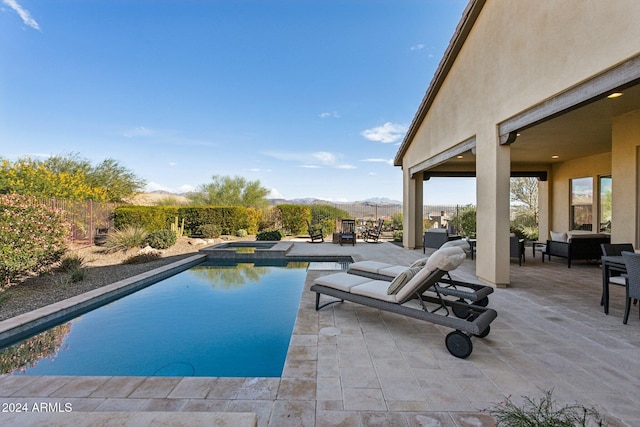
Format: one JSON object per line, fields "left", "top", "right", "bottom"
{"left": 1, "top": 260, "right": 317, "bottom": 377}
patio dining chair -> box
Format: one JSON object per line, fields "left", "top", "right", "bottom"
{"left": 339, "top": 219, "right": 356, "bottom": 246}
{"left": 601, "top": 243, "right": 634, "bottom": 286}
{"left": 621, "top": 251, "right": 640, "bottom": 324}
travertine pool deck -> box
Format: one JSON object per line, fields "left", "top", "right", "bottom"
{"left": 1, "top": 240, "right": 638, "bottom": 426}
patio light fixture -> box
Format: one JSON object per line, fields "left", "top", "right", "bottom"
{"left": 607, "top": 92, "right": 623, "bottom": 99}
{"left": 551, "top": 155, "right": 559, "bottom": 159}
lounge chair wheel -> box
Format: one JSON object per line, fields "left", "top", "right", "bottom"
{"left": 452, "top": 299, "right": 470, "bottom": 318}
{"left": 445, "top": 331, "right": 473, "bottom": 359}
{"left": 473, "top": 296, "right": 489, "bottom": 307}
{"left": 474, "top": 325, "right": 490, "bottom": 338}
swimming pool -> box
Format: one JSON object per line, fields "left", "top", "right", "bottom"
{"left": 0, "top": 258, "right": 347, "bottom": 377}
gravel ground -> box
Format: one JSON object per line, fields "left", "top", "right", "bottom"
{"left": 0, "top": 237, "right": 215, "bottom": 321}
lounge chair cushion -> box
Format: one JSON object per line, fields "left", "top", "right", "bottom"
{"left": 348, "top": 260, "right": 388, "bottom": 274}
{"left": 425, "top": 246, "right": 467, "bottom": 272}
{"left": 314, "top": 272, "right": 371, "bottom": 292}
{"left": 441, "top": 239, "right": 470, "bottom": 253}
{"left": 352, "top": 280, "right": 399, "bottom": 303}
{"left": 378, "top": 265, "right": 407, "bottom": 277}
{"left": 387, "top": 266, "right": 422, "bottom": 295}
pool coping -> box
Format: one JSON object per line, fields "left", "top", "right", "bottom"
{"left": 199, "top": 240, "right": 294, "bottom": 259}
{"left": 0, "top": 254, "right": 208, "bottom": 348}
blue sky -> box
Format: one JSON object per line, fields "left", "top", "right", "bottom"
{"left": 1, "top": 0, "right": 475, "bottom": 204}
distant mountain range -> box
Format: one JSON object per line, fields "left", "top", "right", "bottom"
{"left": 140, "top": 191, "right": 401, "bottom": 206}
{"left": 267, "top": 197, "right": 402, "bottom": 206}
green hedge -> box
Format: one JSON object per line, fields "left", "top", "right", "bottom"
{"left": 113, "top": 206, "right": 259, "bottom": 236}
{"left": 276, "top": 204, "right": 310, "bottom": 235}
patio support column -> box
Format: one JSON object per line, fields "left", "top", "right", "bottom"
{"left": 475, "top": 125, "right": 510, "bottom": 287}
{"left": 537, "top": 178, "right": 550, "bottom": 244}
{"left": 403, "top": 170, "right": 423, "bottom": 249}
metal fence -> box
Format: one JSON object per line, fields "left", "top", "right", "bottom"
{"left": 34, "top": 197, "right": 119, "bottom": 246}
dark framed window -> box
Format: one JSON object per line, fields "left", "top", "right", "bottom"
{"left": 571, "top": 177, "right": 593, "bottom": 231}
{"left": 599, "top": 175, "right": 612, "bottom": 233}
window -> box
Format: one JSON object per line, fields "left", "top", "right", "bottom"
{"left": 571, "top": 177, "right": 593, "bottom": 231}
{"left": 599, "top": 176, "right": 612, "bottom": 233}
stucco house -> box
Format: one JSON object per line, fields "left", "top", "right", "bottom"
{"left": 395, "top": 0, "right": 640, "bottom": 287}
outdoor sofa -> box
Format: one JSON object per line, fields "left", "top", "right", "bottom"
{"left": 542, "top": 231, "right": 611, "bottom": 268}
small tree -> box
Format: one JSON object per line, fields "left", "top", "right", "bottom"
{"left": 188, "top": 175, "right": 269, "bottom": 210}
{"left": 450, "top": 205, "right": 476, "bottom": 237}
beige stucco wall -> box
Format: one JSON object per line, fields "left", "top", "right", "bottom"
{"left": 549, "top": 152, "right": 612, "bottom": 234}
{"left": 402, "top": 0, "right": 640, "bottom": 171}
{"left": 401, "top": 0, "right": 640, "bottom": 285}
{"left": 612, "top": 109, "right": 640, "bottom": 245}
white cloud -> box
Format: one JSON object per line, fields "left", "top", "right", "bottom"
{"left": 3, "top": 0, "right": 40, "bottom": 30}
{"left": 247, "top": 168, "right": 272, "bottom": 173}
{"left": 312, "top": 151, "right": 337, "bottom": 165}
{"left": 361, "top": 122, "right": 408, "bottom": 144}
{"left": 263, "top": 150, "right": 352, "bottom": 169}
{"left": 268, "top": 188, "right": 285, "bottom": 199}
{"left": 123, "top": 126, "right": 155, "bottom": 138}
{"left": 168, "top": 162, "right": 176, "bottom": 167}
{"left": 360, "top": 158, "right": 394, "bottom": 166}
{"left": 144, "top": 181, "right": 173, "bottom": 192}
{"left": 178, "top": 184, "right": 195, "bottom": 193}
{"left": 319, "top": 111, "right": 340, "bottom": 119}
{"left": 410, "top": 44, "right": 424, "bottom": 51}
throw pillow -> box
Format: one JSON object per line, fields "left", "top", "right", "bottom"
{"left": 550, "top": 231, "right": 567, "bottom": 242}
{"left": 387, "top": 266, "right": 422, "bottom": 295}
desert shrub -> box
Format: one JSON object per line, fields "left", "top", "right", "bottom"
{"left": 58, "top": 254, "right": 84, "bottom": 272}
{"left": 489, "top": 389, "right": 605, "bottom": 426}
{"left": 0, "top": 194, "right": 70, "bottom": 286}
{"left": 309, "top": 204, "right": 350, "bottom": 237}
{"left": 69, "top": 267, "right": 86, "bottom": 283}
{"left": 277, "top": 204, "right": 310, "bottom": 235}
{"left": 58, "top": 254, "right": 86, "bottom": 283}
{"left": 103, "top": 226, "right": 148, "bottom": 253}
{"left": 256, "top": 229, "right": 283, "bottom": 241}
{"left": 143, "top": 229, "right": 177, "bottom": 249}
{"left": 122, "top": 252, "right": 161, "bottom": 264}
{"left": 393, "top": 230, "right": 403, "bottom": 242}
{"left": 236, "top": 229, "right": 248, "bottom": 237}
{"left": 197, "top": 224, "right": 221, "bottom": 238}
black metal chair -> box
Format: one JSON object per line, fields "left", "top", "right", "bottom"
{"left": 363, "top": 219, "right": 384, "bottom": 243}
{"left": 339, "top": 219, "right": 356, "bottom": 246}
{"left": 621, "top": 251, "right": 640, "bottom": 324}
{"left": 509, "top": 236, "right": 525, "bottom": 266}
{"left": 306, "top": 220, "right": 324, "bottom": 243}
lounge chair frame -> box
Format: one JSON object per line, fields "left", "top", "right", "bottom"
{"left": 311, "top": 268, "right": 497, "bottom": 359}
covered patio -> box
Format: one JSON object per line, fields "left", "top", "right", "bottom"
{"left": 1, "top": 242, "right": 638, "bottom": 426}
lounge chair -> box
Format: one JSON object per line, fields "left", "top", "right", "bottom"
{"left": 347, "top": 253, "right": 493, "bottom": 310}
{"left": 339, "top": 219, "right": 356, "bottom": 246}
{"left": 306, "top": 220, "right": 324, "bottom": 243}
{"left": 311, "top": 246, "right": 498, "bottom": 358}
{"left": 363, "top": 219, "right": 384, "bottom": 243}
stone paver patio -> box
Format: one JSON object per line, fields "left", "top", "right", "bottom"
{"left": 1, "top": 240, "right": 638, "bottom": 426}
